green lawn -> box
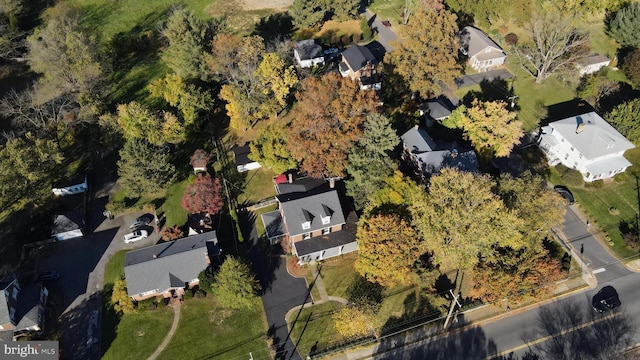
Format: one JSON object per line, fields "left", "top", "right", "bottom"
{"left": 549, "top": 147, "right": 640, "bottom": 258}
{"left": 321, "top": 256, "right": 360, "bottom": 299}
{"left": 102, "top": 309, "right": 175, "bottom": 360}
{"left": 253, "top": 203, "right": 278, "bottom": 239}
{"left": 289, "top": 301, "right": 345, "bottom": 358}
{"left": 237, "top": 167, "right": 277, "bottom": 205}
{"left": 158, "top": 177, "right": 191, "bottom": 228}
{"left": 157, "top": 296, "right": 270, "bottom": 360}
{"left": 369, "top": 0, "right": 405, "bottom": 26}
{"left": 104, "top": 250, "right": 127, "bottom": 285}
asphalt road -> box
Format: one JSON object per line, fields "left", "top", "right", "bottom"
{"left": 364, "top": 10, "right": 397, "bottom": 52}
{"left": 374, "top": 205, "right": 640, "bottom": 359}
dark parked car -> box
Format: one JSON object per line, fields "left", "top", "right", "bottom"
{"left": 35, "top": 270, "right": 60, "bottom": 282}
{"left": 129, "top": 214, "right": 153, "bottom": 229}
{"left": 592, "top": 285, "right": 621, "bottom": 312}
{"left": 554, "top": 185, "right": 575, "bottom": 205}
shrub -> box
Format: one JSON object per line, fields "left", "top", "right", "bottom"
{"left": 556, "top": 165, "right": 584, "bottom": 187}
{"left": 585, "top": 180, "right": 604, "bottom": 189}
{"left": 505, "top": 33, "right": 518, "bottom": 46}
{"left": 161, "top": 225, "right": 184, "bottom": 242}
{"left": 183, "top": 289, "right": 194, "bottom": 300}
{"left": 621, "top": 48, "right": 640, "bottom": 87}
{"left": 194, "top": 289, "right": 206, "bottom": 298}
{"left": 614, "top": 172, "right": 628, "bottom": 183}
{"left": 136, "top": 298, "right": 156, "bottom": 311}
{"left": 360, "top": 15, "right": 373, "bottom": 41}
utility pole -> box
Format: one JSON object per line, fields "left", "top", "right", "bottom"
{"left": 443, "top": 289, "right": 462, "bottom": 329}
{"left": 222, "top": 177, "right": 238, "bottom": 253}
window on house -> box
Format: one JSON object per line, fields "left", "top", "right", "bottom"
{"left": 321, "top": 216, "right": 330, "bottom": 225}
{"left": 302, "top": 221, "right": 311, "bottom": 230}
{"left": 322, "top": 228, "right": 330, "bottom": 235}
{"left": 303, "top": 232, "right": 311, "bottom": 240}
{"left": 561, "top": 138, "right": 565, "bottom": 142}
{"left": 570, "top": 147, "right": 574, "bottom": 151}
{"left": 564, "top": 153, "right": 569, "bottom": 160}
{"left": 579, "top": 153, "right": 583, "bottom": 159}
{"left": 139, "top": 289, "right": 158, "bottom": 297}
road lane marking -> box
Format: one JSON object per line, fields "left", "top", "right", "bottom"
{"left": 483, "top": 312, "right": 622, "bottom": 359}
{"left": 592, "top": 268, "right": 606, "bottom": 274}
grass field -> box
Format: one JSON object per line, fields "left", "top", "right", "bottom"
{"left": 288, "top": 301, "right": 345, "bottom": 358}
{"left": 237, "top": 167, "right": 277, "bottom": 205}
{"left": 369, "top": 0, "right": 405, "bottom": 26}
{"left": 157, "top": 177, "right": 191, "bottom": 228}
{"left": 157, "top": 296, "right": 270, "bottom": 360}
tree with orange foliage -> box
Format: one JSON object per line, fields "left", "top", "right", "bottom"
{"left": 181, "top": 173, "right": 224, "bottom": 215}
{"left": 287, "top": 73, "right": 379, "bottom": 177}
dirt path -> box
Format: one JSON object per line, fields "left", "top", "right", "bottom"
{"left": 147, "top": 304, "right": 181, "bottom": 360}
{"left": 242, "top": 0, "right": 293, "bottom": 10}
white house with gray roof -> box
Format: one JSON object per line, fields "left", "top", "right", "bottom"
{"left": 294, "top": 39, "right": 325, "bottom": 68}
{"left": 538, "top": 111, "right": 635, "bottom": 182}
{"left": 261, "top": 185, "right": 357, "bottom": 264}
{"left": 124, "top": 231, "right": 221, "bottom": 301}
{"left": 459, "top": 26, "right": 506, "bottom": 72}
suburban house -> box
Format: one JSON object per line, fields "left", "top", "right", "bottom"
{"left": 51, "top": 194, "right": 85, "bottom": 241}
{"left": 419, "top": 96, "right": 457, "bottom": 127}
{"left": 577, "top": 54, "right": 611, "bottom": 75}
{"left": 261, "top": 177, "right": 358, "bottom": 264}
{"left": 232, "top": 144, "right": 261, "bottom": 173}
{"left": 0, "top": 276, "right": 48, "bottom": 340}
{"left": 538, "top": 111, "right": 635, "bottom": 182}
{"left": 401, "top": 126, "right": 478, "bottom": 179}
{"left": 52, "top": 174, "right": 87, "bottom": 197}
{"left": 124, "top": 231, "right": 221, "bottom": 301}
{"left": 459, "top": 26, "right": 506, "bottom": 72}
{"left": 294, "top": 39, "right": 325, "bottom": 68}
{"left": 339, "top": 45, "right": 381, "bottom": 90}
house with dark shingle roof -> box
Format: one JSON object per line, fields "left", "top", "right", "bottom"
{"left": 459, "top": 26, "right": 506, "bottom": 72}
{"left": 294, "top": 39, "right": 325, "bottom": 68}
{"left": 261, "top": 178, "right": 357, "bottom": 264}
{"left": 232, "top": 144, "right": 261, "bottom": 173}
{"left": 419, "top": 96, "right": 457, "bottom": 127}
{"left": 401, "top": 126, "right": 478, "bottom": 180}
{"left": 0, "top": 276, "right": 48, "bottom": 340}
{"left": 538, "top": 111, "right": 635, "bottom": 182}
{"left": 124, "top": 231, "right": 221, "bottom": 301}
{"left": 339, "top": 45, "right": 381, "bottom": 90}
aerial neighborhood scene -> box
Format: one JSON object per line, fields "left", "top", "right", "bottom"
{"left": 1, "top": 0, "right": 640, "bottom": 359}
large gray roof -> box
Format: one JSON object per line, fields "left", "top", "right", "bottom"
{"left": 548, "top": 112, "right": 635, "bottom": 160}
{"left": 401, "top": 127, "right": 437, "bottom": 153}
{"left": 416, "top": 149, "right": 478, "bottom": 175}
{"left": 0, "top": 280, "right": 14, "bottom": 326}
{"left": 342, "top": 45, "right": 378, "bottom": 71}
{"left": 420, "top": 98, "right": 455, "bottom": 120}
{"left": 124, "top": 232, "right": 219, "bottom": 297}
{"left": 460, "top": 26, "right": 504, "bottom": 58}
{"left": 279, "top": 190, "right": 345, "bottom": 237}
{"left": 52, "top": 210, "right": 83, "bottom": 235}
{"left": 276, "top": 176, "right": 327, "bottom": 196}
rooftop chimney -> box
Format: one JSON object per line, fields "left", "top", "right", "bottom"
{"left": 152, "top": 254, "right": 157, "bottom": 259}
{"left": 288, "top": 173, "right": 293, "bottom": 183}
{"left": 329, "top": 178, "right": 335, "bottom": 188}
{"left": 576, "top": 123, "right": 587, "bottom": 134}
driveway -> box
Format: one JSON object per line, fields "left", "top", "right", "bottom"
{"left": 241, "top": 210, "right": 309, "bottom": 360}
{"left": 364, "top": 10, "right": 397, "bottom": 52}
{"left": 455, "top": 69, "right": 515, "bottom": 88}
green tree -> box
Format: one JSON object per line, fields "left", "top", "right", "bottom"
{"left": 332, "top": 0, "right": 360, "bottom": 21}
{"left": 27, "top": 3, "right": 105, "bottom": 105}
{"left": 0, "top": 0, "right": 24, "bottom": 30}
{"left": 516, "top": 11, "right": 589, "bottom": 83}
{"left": 621, "top": 48, "right": 640, "bottom": 88}
{"left": 454, "top": 100, "right": 523, "bottom": 158}
{"left": 411, "top": 168, "right": 525, "bottom": 271}
{"left": 197, "top": 267, "right": 216, "bottom": 293}
{"left": 576, "top": 71, "right": 620, "bottom": 111}
{"left": 161, "top": 6, "right": 213, "bottom": 80}
{"left": 111, "top": 277, "right": 135, "bottom": 315}
{"left": 346, "top": 113, "right": 399, "bottom": 210}
{"left": 148, "top": 73, "right": 212, "bottom": 124}
{"left": 360, "top": 15, "right": 373, "bottom": 41}
{"left": 495, "top": 172, "right": 566, "bottom": 249}
{"left": 289, "top": 0, "right": 325, "bottom": 28}
{"left": 355, "top": 212, "right": 425, "bottom": 287}
{"left": 607, "top": 2, "right": 640, "bottom": 48}
{"left": 107, "top": 102, "right": 185, "bottom": 146}
{"left": 212, "top": 256, "right": 261, "bottom": 309}
{"left": 249, "top": 124, "right": 298, "bottom": 174}
{"left": 287, "top": 72, "right": 379, "bottom": 177}
{"left": 0, "top": 132, "right": 63, "bottom": 208}
{"left": 117, "top": 139, "right": 176, "bottom": 197}
{"left": 605, "top": 98, "right": 640, "bottom": 146}
{"left": 388, "top": 5, "right": 461, "bottom": 96}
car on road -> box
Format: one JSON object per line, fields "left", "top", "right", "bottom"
{"left": 554, "top": 185, "right": 575, "bottom": 205}
{"left": 35, "top": 270, "right": 60, "bottom": 282}
{"left": 592, "top": 285, "right": 621, "bottom": 312}
{"left": 129, "top": 214, "right": 153, "bottom": 229}
{"left": 123, "top": 230, "right": 148, "bottom": 244}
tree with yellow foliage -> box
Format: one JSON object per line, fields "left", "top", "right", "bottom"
{"left": 333, "top": 303, "right": 379, "bottom": 338}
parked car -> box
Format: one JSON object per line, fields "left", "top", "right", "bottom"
{"left": 592, "top": 285, "right": 621, "bottom": 312}
{"left": 123, "top": 230, "right": 148, "bottom": 244}
{"left": 129, "top": 214, "right": 153, "bottom": 229}
{"left": 554, "top": 185, "right": 575, "bottom": 205}
{"left": 35, "top": 270, "right": 60, "bottom": 282}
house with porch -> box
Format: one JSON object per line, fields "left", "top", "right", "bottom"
{"left": 459, "top": 26, "right": 506, "bottom": 72}
{"left": 124, "top": 231, "right": 221, "bottom": 301}
{"left": 339, "top": 45, "right": 381, "bottom": 90}
{"left": 537, "top": 111, "right": 635, "bottom": 182}
{"left": 261, "top": 177, "right": 357, "bottom": 264}
{"left": 0, "top": 276, "right": 48, "bottom": 340}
